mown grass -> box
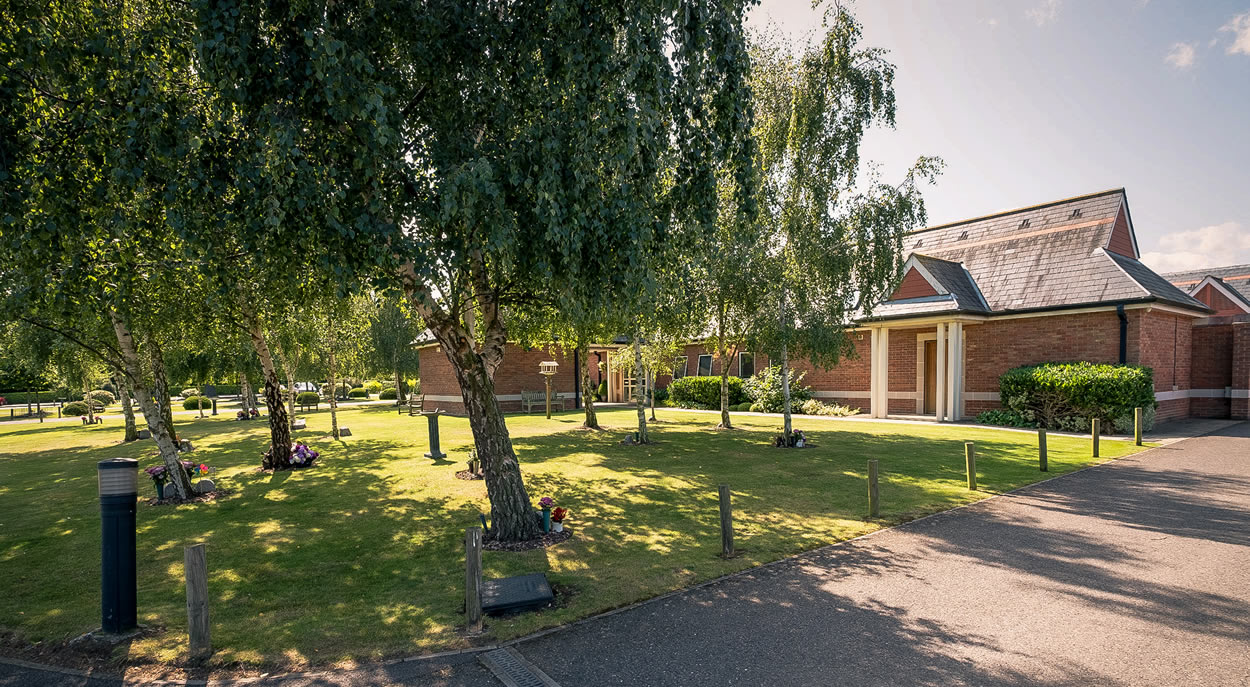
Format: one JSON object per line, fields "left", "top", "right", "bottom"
{"left": 0, "top": 405, "right": 1148, "bottom": 668}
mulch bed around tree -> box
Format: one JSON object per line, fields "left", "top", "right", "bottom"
{"left": 145, "top": 488, "right": 230, "bottom": 507}
{"left": 454, "top": 470, "right": 484, "bottom": 480}
{"left": 483, "top": 529, "right": 572, "bottom": 552}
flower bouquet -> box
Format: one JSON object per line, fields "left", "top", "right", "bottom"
{"left": 550, "top": 507, "right": 569, "bottom": 533}
{"left": 144, "top": 461, "right": 210, "bottom": 499}
{"left": 291, "top": 442, "right": 320, "bottom": 466}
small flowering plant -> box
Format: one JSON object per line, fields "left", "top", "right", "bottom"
{"left": 291, "top": 442, "right": 320, "bottom": 466}
{"left": 145, "top": 461, "right": 210, "bottom": 485}
{"left": 538, "top": 496, "right": 555, "bottom": 509}
{"left": 550, "top": 507, "right": 569, "bottom": 523}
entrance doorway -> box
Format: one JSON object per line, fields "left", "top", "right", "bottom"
{"left": 923, "top": 340, "right": 937, "bottom": 415}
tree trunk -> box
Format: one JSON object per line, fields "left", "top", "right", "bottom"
{"left": 780, "top": 342, "right": 793, "bottom": 440}
{"left": 579, "top": 342, "right": 599, "bottom": 429}
{"left": 197, "top": 382, "right": 205, "bottom": 419}
{"left": 445, "top": 346, "right": 542, "bottom": 542}
{"left": 116, "top": 373, "right": 138, "bottom": 441}
{"left": 83, "top": 382, "right": 96, "bottom": 424}
{"left": 394, "top": 367, "right": 403, "bottom": 404}
{"left": 150, "top": 339, "right": 176, "bottom": 437}
{"left": 110, "top": 313, "right": 193, "bottom": 499}
{"left": 238, "top": 374, "right": 251, "bottom": 414}
{"left": 244, "top": 318, "right": 291, "bottom": 469}
{"left": 633, "top": 334, "right": 648, "bottom": 444}
{"left": 278, "top": 346, "right": 297, "bottom": 430}
{"left": 649, "top": 370, "right": 657, "bottom": 422}
{"left": 328, "top": 329, "right": 340, "bottom": 439}
{"left": 717, "top": 300, "right": 733, "bottom": 429}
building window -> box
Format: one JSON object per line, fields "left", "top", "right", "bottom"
{"left": 672, "top": 356, "right": 689, "bottom": 379}
{"left": 697, "top": 354, "right": 714, "bottom": 376}
{"left": 738, "top": 352, "right": 755, "bottom": 378}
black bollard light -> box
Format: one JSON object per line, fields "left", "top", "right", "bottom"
{"left": 211, "top": 398, "right": 218, "bottom": 416}
{"left": 97, "top": 458, "right": 138, "bottom": 634}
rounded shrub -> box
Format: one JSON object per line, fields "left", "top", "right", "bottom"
{"left": 296, "top": 391, "right": 320, "bottom": 406}
{"left": 667, "top": 376, "right": 748, "bottom": 409}
{"left": 596, "top": 380, "right": 607, "bottom": 401}
{"left": 180, "top": 387, "right": 200, "bottom": 398}
{"left": 998, "top": 362, "right": 1156, "bottom": 433}
{"left": 742, "top": 365, "right": 811, "bottom": 413}
{"left": 348, "top": 387, "right": 368, "bottom": 398}
{"left": 379, "top": 387, "right": 398, "bottom": 400}
{"left": 62, "top": 400, "right": 102, "bottom": 416}
{"left": 364, "top": 380, "right": 383, "bottom": 394}
{"left": 87, "top": 389, "right": 116, "bottom": 406}
{"left": 182, "top": 396, "right": 212, "bottom": 410}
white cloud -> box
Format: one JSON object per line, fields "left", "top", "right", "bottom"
{"left": 1164, "top": 42, "right": 1196, "bottom": 69}
{"left": 1220, "top": 11, "right": 1250, "bottom": 55}
{"left": 1140, "top": 222, "right": 1250, "bottom": 273}
{"left": 1026, "top": 0, "right": 1061, "bottom": 27}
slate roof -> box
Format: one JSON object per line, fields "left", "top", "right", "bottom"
{"left": 1161, "top": 263, "right": 1250, "bottom": 306}
{"left": 869, "top": 189, "right": 1209, "bottom": 321}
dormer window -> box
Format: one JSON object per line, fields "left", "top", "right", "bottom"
{"left": 1020, "top": 218, "right": 1031, "bottom": 229}
{"left": 1070, "top": 208, "right": 1082, "bottom": 219}
{"left": 958, "top": 230, "right": 968, "bottom": 240}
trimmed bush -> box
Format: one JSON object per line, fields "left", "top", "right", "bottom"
{"left": 364, "top": 381, "right": 383, "bottom": 394}
{"left": 62, "top": 400, "right": 103, "bottom": 416}
{"left": 797, "top": 398, "right": 860, "bottom": 417}
{"left": 296, "top": 391, "right": 320, "bottom": 406}
{"left": 180, "top": 388, "right": 200, "bottom": 398}
{"left": 182, "top": 396, "right": 213, "bottom": 411}
{"left": 379, "top": 387, "right": 398, "bottom": 400}
{"left": 732, "top": 401, "right": 754, "bottom": 411}
{"left": 975, "top": 409, "right": 1035, "bottom": 428}
{"left": 667, "top": 376, "right": 748, "bottom": 409}
{"left": 595, "top": 380, "right": 607, "bottom": 401}
{"left": 742, "top": 365, "right": 812, "bottom": 414}
{"left": 652, "top": 387, "right": 669, "bottom": 402}
{"left": 88, "top": 389, "right": 115, "bottom": 405}
{"left": 348, "top": 387, "right": 368, "bottom": 398}
{"left": 998, "top": 362, "right": 1156, "bottom": 434}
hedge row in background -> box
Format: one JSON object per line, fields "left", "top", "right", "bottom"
{"left": 997, "top": 362, "right": 1156, "bottom": 434}
{"left": 667, "top": 376, "right": 748, "bottom": 409}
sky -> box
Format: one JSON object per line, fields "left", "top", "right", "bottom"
{"left": 749, "top": 0, "right": 1250, "bottom": 273}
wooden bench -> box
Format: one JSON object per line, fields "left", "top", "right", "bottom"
{"left": 521, "top": 390, "right": 564, "bottom": 413}
{"left": 408, "top": 393, "right": 428, "bottom": 416}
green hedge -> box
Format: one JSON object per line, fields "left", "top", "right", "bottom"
{"left": 62, "top": 400, "right": 103, "bottom": 416}
{"left": 364, "top": 381, "right": 383, "bottom": 394}
{"left": 999, "top": 362, "right": 1156, "bottom": 434}
{"left": 379, "top": 388, "right": 398, "bottom": 400}
{"left": 667, "top": 376, "right": 748, "bottom": 409}
{"left": 348, "top": 387, "right": 368, "bottom": 398}
{"left": 296, "top": 391, "right": 320, "bottom": 406}
{"left": 0, "top": 390, "right": 58, "bottom": 405}
{"left": 87, "top": 389, "right": 115, "bottom": 406}
{"left": 182, "top": 396, "right": 213, "bottom": 411}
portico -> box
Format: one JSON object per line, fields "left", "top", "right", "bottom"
{"left": 868, "top": 319, "right": 968, "bottom": 421}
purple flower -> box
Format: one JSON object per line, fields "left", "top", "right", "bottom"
{"left": 539, "top": 496, "right": 555, "bottom": 509}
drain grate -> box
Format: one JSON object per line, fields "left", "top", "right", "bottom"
{"left": 479, "top": 647, "right": 561, "bottom": 687}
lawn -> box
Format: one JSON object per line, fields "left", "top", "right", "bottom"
{"left": 0, "top": 405, "right": 1149, "bottom": 668}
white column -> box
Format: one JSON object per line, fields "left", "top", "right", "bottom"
{"left": 879, "top": 327, "right": 890, "bottom": 418}
{"left": 953, "top": 323, "right": 964, "bottom": 421}
{"left": 945, "top": 323, "right": 957, "bottom": 420}
{"left": 869, "top": 329, "right": 880, "bottom": 417}
{"left": 935, "top": 323, "right": 947, "bottom": 421}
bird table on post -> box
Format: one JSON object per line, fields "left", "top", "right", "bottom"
{"left": 539, "top": 360, "right": 559, "bottom": 419}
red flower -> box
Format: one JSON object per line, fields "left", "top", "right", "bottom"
{"left": 550, "top": 507, "right": 569, "bottom": 523}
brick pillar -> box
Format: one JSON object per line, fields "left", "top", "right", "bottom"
{"left": 1233, "top": 323, "right": 1250, "bottom": 420}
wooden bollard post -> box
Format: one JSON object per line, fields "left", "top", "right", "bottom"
{"left": 465, "top": 527, "right": 483, "bottom": 633}
{"left": 1134, "top": 407, "right": 1143, "bottom": 446}
{"left": 965, "top": 442, "right": 977, "bottom": 491}
{"left": 867, "top": 460, "right": 880, "bottom": 518}
{"left": 1038, "top": 428, "right": 1048, "bottom": 472}
{"left": 184, "top": 544, "right": 211, "bottom": 660}
{"left": 718, "top": 484, "right": 734, "bottom": 557}
{"left": 1092, "top": 418, "right": 1101, "bottom": 458}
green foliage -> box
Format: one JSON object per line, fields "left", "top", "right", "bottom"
{"left": 348, "top": 388, "right": 368, "bottom": 399}
{"left": 797, "top": 399, "right": 859, "bottom": 417}
{"left": 321, "top": 382, "right": 351, "bottom": 400}
{"left": 975, "top": 409, "right": 1036, "bottom": 428}
{"left": 0, "top": 391, "right": 57, "bottom": 405}
{"left": 743, "top": 365, "right": 812, "bottom": 413}
{"left": 61, "top": 400, "right": 102, "bottom": 416}
{"left": 379, "top": 388, "right": 398, "bottom": 400}
{"left": 732, "top": 401, "right": 754, "bottom": 411}
{"left": 596, "top": 381, "right": 607, "bottom": 401}
{"left": 296, "top": 391, "right": 320, "bottom": 406}
{"left": 667, "top": 376, "right": 748, "bottom": 409}
{"left": 86, "top": 390, "right": 115, "bottom": 406}
{"left": 363, "top": 381, "right": 383, "bottom": 394}
{"left": 212, "top": 384, "right": 241, "bottom": 396}
{"left": 182, "top": 396, "right": 213, "bottom": 411}
{"left": 999, "top": 362, "right": 1156, "bottom": 433}
{"left": 652, "top": 387, "right": 669, "bottom": 403}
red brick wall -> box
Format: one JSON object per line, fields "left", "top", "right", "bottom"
{"left": 1136, "top": 310, "right": 1192, "bottom": 421}
{"left": 891, "top": 268, "right": 938, "bottom": 300}
{"left": 656, "top": 343, "right": 766, "bottom": 389}
{"left": 1233, "top": 323, "right": 1250, "bottom": 420}
{"left": 1190, "top": 324, "right": 1233, "bottom": 418}
{"left": 789, "top": 333, "right": 872, "bottom": 410}
{"left": 416, "top": 343, "right": 581, "bottom": 414}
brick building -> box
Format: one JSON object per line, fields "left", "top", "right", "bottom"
{"left": 418, "top": 189, "right": 1250, "bottom": 421}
